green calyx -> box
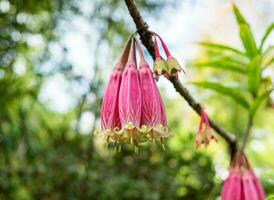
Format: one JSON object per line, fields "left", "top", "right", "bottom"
{"left": 166, "top": 56, "right": 182, "bottom": 74}
{"left": 153, "top": 57, "right": 168, "bottom": 76}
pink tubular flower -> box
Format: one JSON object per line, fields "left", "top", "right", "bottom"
{"left": 153, "top": 35, "right": 168, "bottom": 81}
{"left": 157, "top": 88, "right": 168, "bottom": 129}
{"left": 98, "top": 35, "right": 171, "bottom": 151}
{"left": 221, "top": 152, "right": 265, "bottom": 200}
{"left": 99, "top": 37, "right": 132, "bottom": 143}
{"left": 118, "top": 38, "right": 142, "bottom": 146}
{"left": 251, "top": 171, "right": 266, "bottom": 200}
{"left": 242, "top": 170, "right": 260, "bottom": 200}
{"left": 221, "top": 170, "right": 242, "bottom": 200}
{"left": 154, "top": 33, "right": 185, "bottom": 80}
{"left": 195, "top": 108, "right": 217, "bottom": 148}
{"left": 156, "top": 88, "right": 169, "bottom": 149}
{"left": 135, "top": 38, "right": 169, "bottom": 145}
{"left": 100, "top": 68, "right": 122, "bottom": 132}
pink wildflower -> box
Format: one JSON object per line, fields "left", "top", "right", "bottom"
{"left": 221, "top": 170, "right": 242, "bottom": 200}
{"left": 251, "top": 171, "right": 266, "bottom": 200}
{"left": 118, "top": 38, "right": 142, "bottom": 145}
{"left": 100, "top": 37, "right": 132, "bottom": 143}
{"left": 221, "top": 152, "right": 265, "bottom": 200}
{"left": 136, "top": 38, "right": 169, "bottom": 145}
{"left": 98, "top": 35, "right": 171, "bottom": 151}
{"left": 195, "top": 108, "right": 217, "bottom": 148}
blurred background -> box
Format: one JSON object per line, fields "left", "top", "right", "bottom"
{"left": 0, "top": 0, "right": 273, "bottom": 199}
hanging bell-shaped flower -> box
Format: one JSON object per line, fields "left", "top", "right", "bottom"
{"left": 118, "top": 38, "right": 142, "bottom": 146}
{"left": 135, "top": 38, "right": 169, "bottom": 146}
{"left": 99, "top": 36, "right": 132, "bottom": 143}
{"left": 195, "top": 108, "right": 217, "bottom": 148}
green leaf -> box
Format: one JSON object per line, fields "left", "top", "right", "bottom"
{"left": 192, "top": 60, "right": 246, "bottom": 73}
{"left": 248, "top": 55, "right": 262, "bottom": 96}
{"left": 250, "top": 89, "right": 274, "bottom": 117}
{"left": 198, "top": 42, "right": 245, "bottom": 55}
{"left": 232, "top": 4, "right": 247, "bottom": 24}
{"left": 193, "top": 81, "right": 250, "bottom": 109}
{"left": 267, "top": 196, "right": 274, "bottom": 200}
{"left": 232, "top": 4, "right": 258, "bottom": 58}
{"left": 192, "top": 54, "right": 248, "bottom": 72}
{"left": 259, "top": 23, "right": 274, "bottom": 51}
{"left": 239, "top": 24, "right": 258, "bottom": 58}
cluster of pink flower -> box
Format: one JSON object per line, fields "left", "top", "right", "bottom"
{"left": 221, "top": 151, "right": 265, "bottom": 200}
{"left": 98, "top": 33, "right": 219, "bottom": 150}
{"left": 99, "top": 35, "right": 181, "bottom": 151}
{"left": 97, "top": 33, "right": 266, "bottom": 198}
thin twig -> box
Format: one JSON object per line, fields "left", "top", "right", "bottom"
{"left": 124, "top": 0, "right": 237, "bottom": 157}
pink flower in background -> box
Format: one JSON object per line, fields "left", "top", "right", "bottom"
{"left": 242, "top": 170, "right": 260, "bottom": 200}
{"left": 118, "top": 39, "right": 142, "bottom": 145}
{"left": 251, "top": 171, "right": 266, "bottom": 200}
{"left": 221, "top": 170, "right": 242, "bottom": 200}
{"left": 221, "top": 152, "right": 265, "bottom": 200}
{"left": 195, "top": 108, "right": 217, "bottom": 148}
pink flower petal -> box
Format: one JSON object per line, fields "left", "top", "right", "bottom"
{"left": 222, "top": 170, "right": 242, "bottom": 200}
{"left": 119, "top": 39, "right": 141, "bottom": 130}
{"left": 242, "top": 171, "right": 260, "bottom": 200}
{"left": 139, "top": 64, "right": 161, "bottom": 127}
{"left": 101, "top": 68, "right": 122, "bottom": 132}
{"left": 251, "top": 171, "right": 265, "bottom": 200}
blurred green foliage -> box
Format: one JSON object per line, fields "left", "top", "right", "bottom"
{"left": 190, "top": 3, "right": 274, "bottom": 198}
{"left": 191, "top": 3, "right": 274, "bottom": 144}
{"left": 0, "top": 0, "right": 273, "bottom": 200}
